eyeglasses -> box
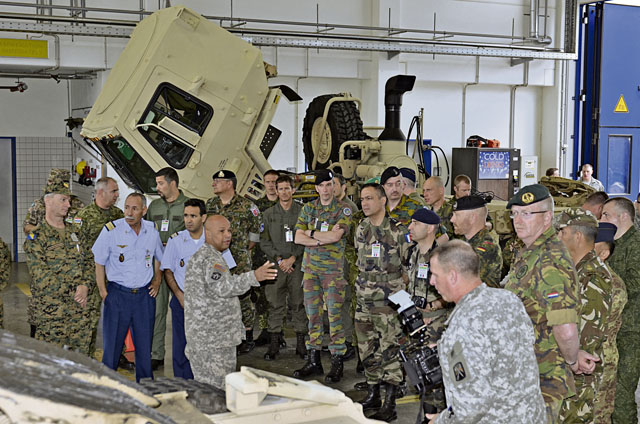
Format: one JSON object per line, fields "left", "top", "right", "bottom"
{"left": 509, "top": 210, "right": 549, "bottom": 219}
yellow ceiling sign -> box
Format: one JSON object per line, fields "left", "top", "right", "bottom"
{"left": 0, "top": 38, "right": 48, "bottom": 59}
{"left": 614, "top": 94, "right": 629, "bottom": 113}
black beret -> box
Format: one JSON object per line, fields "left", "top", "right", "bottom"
{"left": 380, "top": 166, "right": 401, "bottom": 185}
{"left": 595, "top": 222, "right": 617, "bottom": 243}
{"left": 506, "top": 184, "right": 550, "bottom": 209}
{"left": 411, "top": 208, "right": 441, "bottom": 225}
{"left": 453, "top": 195, "right": 486, "bottom": 211}
{"left": 314, "top": 169, "right": 334, "bottom": 185}
{"left": 399, "top": 167, "right": 416, "bottom": 183}
{"left": 212, "top": 169, "right": 236, "bottom": 180}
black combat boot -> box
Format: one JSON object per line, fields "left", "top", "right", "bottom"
{"left": 293, "top": 349, "right": 323, "bottom": 378}
{"left": 254, "top": 328, "right": 270, "bottom": 346}
{"left": 278, "top": 330, "right": 287, "bottom": 348}
{"left": 324, "top": 354, "right": 344, "bottom": 383}
{"left": 370, "top": 383, "right": 398, "bottom": 422}
{"left": 359, "top": 383, "right": 381, "bottom": 411}
{"left": 356, "top": 349, "right": 364, "bottom": 374}
{"left": 237, "top": 329, "right": 255, "bottom": 354}
{"left": 263, "top": 332, "right": 280, "bottom": 361}
{"left": 343, "top": 341, "right": 356, "bottom": 361}
{"left": 295, "top": 332, "right": 308, "bottom": 359}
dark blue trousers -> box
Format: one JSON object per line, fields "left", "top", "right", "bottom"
{"left": 102, "top": 282, "right": 155, "bottom": 382}
{"left": 170, "top": 294, "right": 194, "bottom": 379}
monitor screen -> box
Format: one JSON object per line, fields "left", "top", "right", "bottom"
{"left": 478, "top": 151, "right": 510, "bottom": 180}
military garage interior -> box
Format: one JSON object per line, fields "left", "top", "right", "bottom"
{"left": 1, "top": 0, "right": 640, "bottom": 423}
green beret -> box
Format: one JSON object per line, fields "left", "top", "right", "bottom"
{"left": 365, "top": 176, "right": 380, "bottom": 184}
{"left": 555, "top": 208, "right": 598, "bottom": 230}
{"left": 506, "top": 184, "right": 550, "bottom": 209}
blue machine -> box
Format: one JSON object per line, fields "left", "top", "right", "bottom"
{"left": 575, "top": 2, "right": 640, "bottom": 199}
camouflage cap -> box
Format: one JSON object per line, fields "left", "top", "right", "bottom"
{"left": 595, "top": 222, "right": 618, "bottom": 243}
{"left": 44, "top": 180, "right": 71, "bottom": 196}
{"left": 555, "top": 208, "right": 598, "bottom": 230}
{"left": 212, "top": 169, "right": 236, "bottom": 180}
{"left": 506, "top": 184, "right": 550, "bottom": 209}
{"left": 46, "top": 168, "right": 71, "bottom": 186}
{"left": 380, "top": 166, "right": 401, "bottom": 185}
{"left": 399, "top": 167, "right": 416, "bottom": 183}
{"left": 314, "top": 169, "right": 334, "bottom": 185}
{"left": 411, "top": 207, "right": 441, "bottom": 225}
{"left": 453, "top": 195, "right": 486, "bottom": 211}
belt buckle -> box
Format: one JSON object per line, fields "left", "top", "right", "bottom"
{"left": 131, "top": 288, "right": 138, "bottom": 294}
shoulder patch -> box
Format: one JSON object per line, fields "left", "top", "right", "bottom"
{"left": 26, "top": 232, "right": 37, "bottom": 241}
{"left": 515, "top": 265, "right": 528, "bottom": 279}
{"left": 547, "top": 291, "right": 559, "bottom": 299}
{"left": 404, "top": 233, "right": 412, "bottom": 243}
{"left": 105, "top": 221, "right": 115, "bottom": 231}
{"left": 260, "top": 223, "right": 265, "bottom": 233}
{"left": 475, "top": 246, "right": 486, "bottom": 253}
{"left": 73, "top": 217, "right": 83, "bottom": 226}
{"left": 213, "top": 263, "right": 227, "bottom": 272}
{"left": 250, "top": 205, "right": 259, "bottom": 217}
{"left": 343, "top": 207, "right": 351, "bottom": 216}
{"left": 453, "top": 362, "right": 467, "bottom": 381}
{"left": 170, "top": 232, "right": 179, "bottom": 239}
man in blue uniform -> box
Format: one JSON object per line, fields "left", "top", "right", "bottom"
{"left": 92, "top": 192, "right": 164, "bottom": 382}
{"left": 160, "top": 198, "right": 207, "bottom": 379}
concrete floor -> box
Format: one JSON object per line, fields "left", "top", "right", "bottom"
{"left": 3, "top": 262, "right": 425, "bottom": 423}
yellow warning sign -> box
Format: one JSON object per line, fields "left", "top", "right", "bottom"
{"left": 614, "top": 95, "right": 629, "bottom": 113}
{"left": 0, "top": 38, "right": 48, "bottom": 59}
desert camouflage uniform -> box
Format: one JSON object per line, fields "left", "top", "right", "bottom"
{"left": 251, "top": 195, "right": 277, "bottom": 332}
{"left": 24, "top": 221, "right": 92, "bottom": 354}
{"left": 206, "top": 194, "right": 262, "bottom": 329}
{"left": 354, "top": 216, "right": 410, "bottom": 385}
{"left": 434, "top": 284, "right": 546, "bottom": 423}
{"left": 74, "top": 202, "right": 124, "bottom": 356}
{"left": 503, "top": 226, "right": 580, "bottom": 423}
{"left": 560, "top": 250, "right": 613, "bottom": 423}
{"left": 594, "top": 269, "right": 626, "bottom": 424}
{"left": 387, "top": 194, "right": 422, "bottom": 226}
{"left": 607, "top": 226, "right": 640, "bottom": 424}
{"left": 0, "top": 238, "right": 10, "bottom": 328}
{"left": 502, "top": 236, "right": 525, "bottom": 278}
{"left": 184, "top": 243, "right": 260, "bottom": 390}
{"left": 296, "top": 197, "right": 351, "bottom": 355}
{"left": 467, "top": 227, "right": 502, "bottom": 288}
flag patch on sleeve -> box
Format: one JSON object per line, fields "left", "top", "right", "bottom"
{"left": 547, "top": 291, "right": 559, "bottom": 299}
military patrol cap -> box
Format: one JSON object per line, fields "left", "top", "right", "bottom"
{"left": 411, "top": 208, "right": 441, "bottom": 225}
{"left": 595, "top": 222, "right": 618, "bottom": 243}
{"left": 555, "top": 208, "right": 598, "bottom": 230}
{"left": 47, "top": 168, "right": 71, "bottom": 185}
{"left": 506, "top": 184, "right": 550, "bottom": 209}
{"left": 380, "top": 166, "right": 401, "bottom": 185}
{"left": 212, "top": 169, "right": 236, "bottom": 180}
{"left": 314, "top": 169, "right": 334, "bottom": 185}
{"left": 453, "top": 195, "right": 486, "bottom": 211}
{"left": 44, "top": 180, "right": 71, "bottom": 196}
{"left": 399, "top": 167, "right": 416, "bottom": 183}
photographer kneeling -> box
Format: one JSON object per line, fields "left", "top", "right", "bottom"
{"left": 425, "top": 240, "right": 546, "bottom": 423}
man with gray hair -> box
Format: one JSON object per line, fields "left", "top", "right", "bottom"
{"left": 425, "top": 240, "right": 546, "bottom": 423}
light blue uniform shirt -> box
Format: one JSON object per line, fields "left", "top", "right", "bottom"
{"left": 160, "top": 229, "right": 205, "bottom": 291}
{"left": 92, "top": 218, "right": 164, "bottom": 288}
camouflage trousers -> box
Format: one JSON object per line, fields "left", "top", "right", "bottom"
{"left": 545, "top": 396, "right": 564, "bottom": 424}
{"left": 613, "top": 331, "right": 640, "bottom": 424}
{"left": 560, "top": 373, "right": 600, "bottom": 423}
{"left": 354, "top": 295, "right": 405, "bottom": 385}
{"left": 188, "top": 346, "right": 236, "bottom": 391}
{"left": 36, "top": 314, "right": 90, "bottom": 354}
{"left": 240, "top": 292, "right": 255, "bottom": 330}
{"left": 0, "top": 300, "right": 4, "bottom": 329}
{"left": 255, "top": 286, "right": 269, "bottom": 330}
{"left": 302, "top": 271, "right": 346, "bottom": 355}
{"left": 265, "top": 266, "right": 307, "bottom": 333}
{"left": 594, "top": 342, "right": 619, "bottom": 424}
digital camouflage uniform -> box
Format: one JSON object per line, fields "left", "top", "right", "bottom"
{"left": 184, "top": 243, "right": 260, "bottom": 390}
{"left": 251, "top": 195, "right": 278, "bottom": 332}
{"left": 206, "top": 194, "right": 262, "bottom": 329}
{"left": 434, "top": 284, "right": 546, "bottom": 423}
{"left": 74, "top": 202, "right": 124, "bottom": 356}
{"left": 386, "top": 193, "right": 422, "bottom": 226}
{"left": 608, "top": 226, "right": 640, "bottom": 424}
{"left": 0, "top": 238, "right": 10, "bottom": 328}
{"left": 354, "top": 216, "right": 410, "bottom": 385}
{"left": 560, "top": 250, "right": 613, "bottom": 423}
{"left": 146, "top": 190, "right": 189, "bottom": 362}
{"left": 24, "top": 220, "right": 93, "bottom": 354}
{"left": 467, "top": 227, "right": 502, "bottom": 288}
{"left": 296, "top": 197, "right": 351, "bottom": 355}
{"left": 504, "top": 226, "right": 580, "bottom": 423}
{"left": 339, "top": 196, "right": 358, "bottom": 345}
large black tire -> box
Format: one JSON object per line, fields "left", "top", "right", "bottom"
{"left": 302, "top": 94, "right": 369, "bottom": 170}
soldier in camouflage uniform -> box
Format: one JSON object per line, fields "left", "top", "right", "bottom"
{"left": 600, "top": 197, "right": 640, "bottom": 424}
{"left": 206, "top": 170, "right": 263, "bottom": 354}
{"left": 381, "top": 166, "right": 422, "bottom": 226}
{"left": 251, "top": 169, "right": 280, "bottom": 347}
{"left": 423, "top": 176, "right": 454, "bottom": 240}
{"left": 425, "top": 241, "right": 546, "bottom": 423}
{"left": 293, "top": 169, "right": 351, "bottom": 383}
{"left": 354, "top": 183, "right": 411, "bottom": 422}
{"left": 501, "top": 236, "right": 525, "bottom": 278}
{"left": 0, "top": 237, "right": 10, "bottom": 328}
{"left": 556, "top": 209, "right": 617, "bottom": 423}
{"left": 74, "top": 177, "right": 124, "bottom": 357}
{"left": 184, "top": 215, "right": 277, "bottom": 390}
{"left": 400, "top": 167, "right": 426, "bottom": 207}
{"left": 23, "top": 180, "right": 92, "bottom": 353}
{"left": 503, "top": 185, "right": 582, "bottom": 424}
{"left": 450, "top": 195, "right": 502, "bottom": 288}
{"left": 23, "top": 168, "right": 85, "bottom": 336}
{"left": 593, "top": 222, "right": 628, "bottom": 424}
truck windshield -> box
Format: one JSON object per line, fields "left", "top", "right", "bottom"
{"left": 94, "top": 137, "right": 157, "bottom": 194}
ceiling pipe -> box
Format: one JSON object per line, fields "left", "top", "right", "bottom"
{"left": 461, "top": 56, "right": 480, "bottom": 146}
{"left": 509, "top": 61, "right": 530, "bottom": 148}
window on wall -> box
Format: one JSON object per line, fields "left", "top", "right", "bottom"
{"left": 607, "top": 135, "right": 632, "bottom": 194}
{"left": 137, "top": 83, "right": 213, "bottom": 169}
